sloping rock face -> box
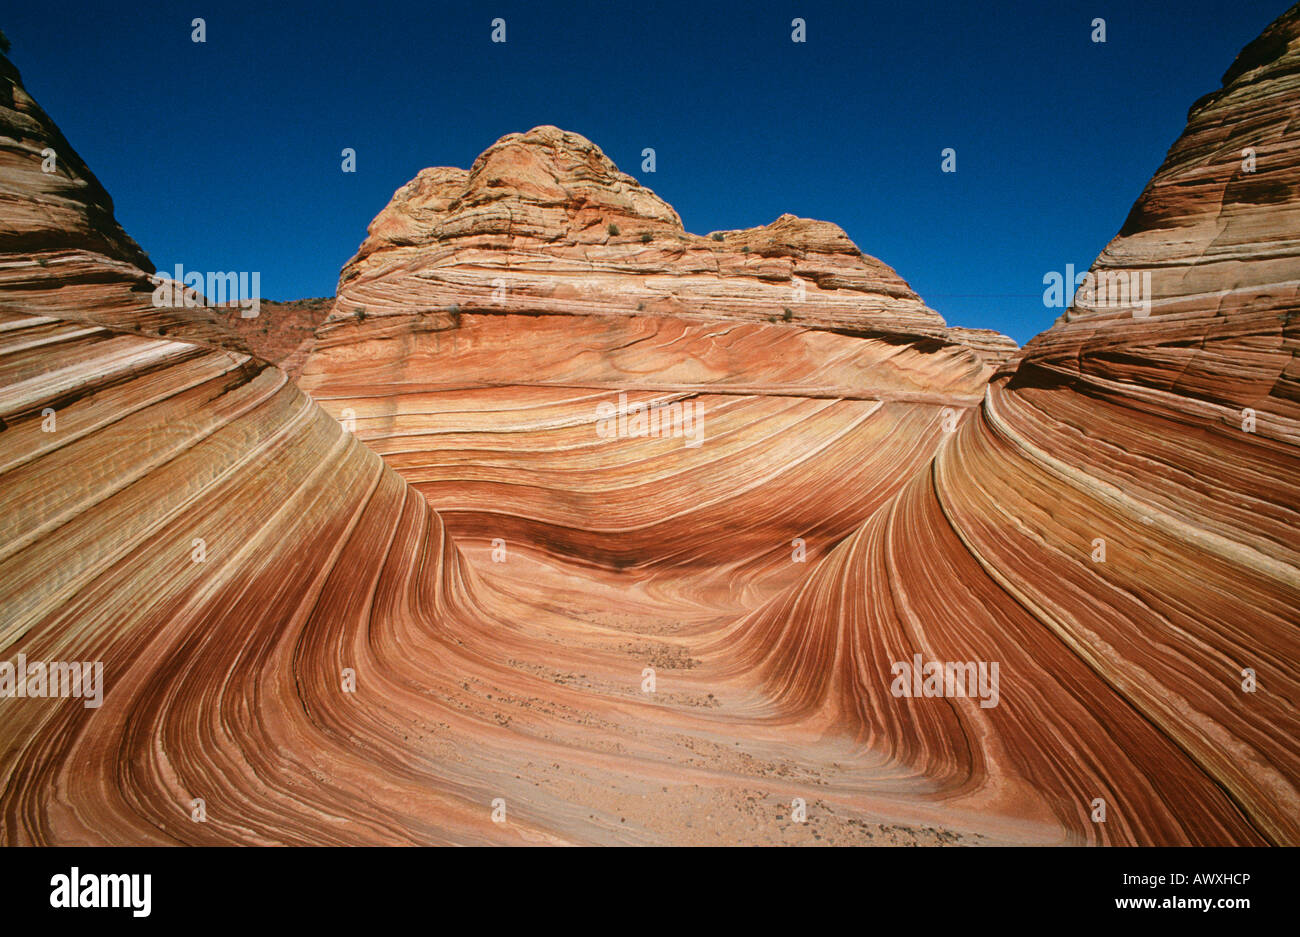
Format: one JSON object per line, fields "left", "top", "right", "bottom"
{"left": 1, "top": 3, "right": 1297, "bottom": 848}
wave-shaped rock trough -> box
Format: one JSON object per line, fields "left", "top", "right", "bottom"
{"left": 1, "top": 5, "right": 1297, "bottom": 846}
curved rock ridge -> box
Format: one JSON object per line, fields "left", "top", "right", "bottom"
{"left": 3, "top": 4, "right": 1300, "bottom": 848}
{"left": 327, "top": 124, "right": 1017, "bottom": 364}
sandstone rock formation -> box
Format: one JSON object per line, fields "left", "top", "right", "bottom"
{"left": 1, "top": 4, "right": 1297, "bottom": 847}
{"left": 321, "top": 124, "right": 1017, "bottom": 366}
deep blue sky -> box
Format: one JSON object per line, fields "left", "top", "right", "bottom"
{"left": 2, "top": 1, "right": 1287, "bottom": 343}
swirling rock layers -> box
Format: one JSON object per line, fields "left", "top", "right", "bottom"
{"left": 2, "top": 6, "right": 1299, "bottom": 847}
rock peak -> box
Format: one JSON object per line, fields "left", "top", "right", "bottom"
{"left": 463, "top": 125, "right": 680, "bottom": 228}
{"left": 336, "top": 127, "right": 1016, "bottom": 362}
{"left": 351, "top": 125, "right": 682, "bottom": 266}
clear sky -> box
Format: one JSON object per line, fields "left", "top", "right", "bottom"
{"left": 2, "top": 0, "right": 1288, "bottom": 343}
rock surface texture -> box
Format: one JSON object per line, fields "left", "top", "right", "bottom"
{"left": 1, "top": 6, "right": 1297, "bottom": 847}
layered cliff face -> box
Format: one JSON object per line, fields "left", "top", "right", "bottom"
{"left": 2, "top": 3, "right": 1298, "bottom": 848}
